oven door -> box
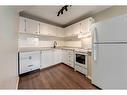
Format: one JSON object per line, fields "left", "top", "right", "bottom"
{"left": 75, "top": 53, "right": 87, "bottom": 68}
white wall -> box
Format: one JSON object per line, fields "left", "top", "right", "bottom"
{"left": 0, "top": 7, "right": 18, "bottom": 89}
{"left": 93, "top": 6, "right": 127, "bottom": 22}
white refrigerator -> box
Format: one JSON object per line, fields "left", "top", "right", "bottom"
{"left": 92, "top": 14, "right": 127, "bottom": 89}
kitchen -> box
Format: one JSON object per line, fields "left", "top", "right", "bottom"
{"left": 18, "top": 6, "right": 96, "bottom": 89}
{"left": 1, "top": 6, "right": 127, "bottom": 89}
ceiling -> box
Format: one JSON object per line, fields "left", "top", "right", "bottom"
{"left": 20, "top": 6, "right": 111, "bottom": 27}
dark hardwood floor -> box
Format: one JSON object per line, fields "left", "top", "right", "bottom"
{"left": 18, "top": 63, "right": 97, "bottom": 89}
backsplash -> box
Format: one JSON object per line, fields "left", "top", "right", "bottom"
{"left": 39, "top": 40, "right": 65, "bottom": 47}
{"left": 18, "top": 36, "right": 65, "bottom": 48}
{"left": 81, "top": 37, "right": 92, "bottom": 49}
{"left": 64, "top": 41, "right": 81, "bottom": 48}
{"left": 18, "top": 35, "right": 91, "bottom": 49}
{"left": 18, "top": 37, "right": 38, "bottom": 47}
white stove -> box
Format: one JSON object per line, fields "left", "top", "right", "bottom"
{"left": 74, "top": 48, "right": 87, "bottom": 53}
{"left": 74, "top": 48, "right": 88, "bottom": 75}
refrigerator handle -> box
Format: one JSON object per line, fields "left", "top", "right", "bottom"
{"left": 92, "top": 26, "right": 97, "bottom": 62}
{"left": 93, "top": 44, "right": 97, "bottom": 62}
{"left": 92, "top": 26, "right": 97, "bottom": 43}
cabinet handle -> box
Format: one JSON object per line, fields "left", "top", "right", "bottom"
{"left": 28, "top": 65, "right": 33, "bottom": 67}
{"left": 24, "top": 19, "right": 26, "bottom": 32}
{"left": 39, "top": 23, "right": 40, "bottom": 34}
{"left": 29, "top": 56, "right": 32, "bottom": 60}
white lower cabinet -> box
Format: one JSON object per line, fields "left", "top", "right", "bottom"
{"left": 61, "top": 50, "right": 75, "bottom": 68}
{"left": 19, "top": 49, "right": 75, "bottom": 73}
{"left": 61, "top": 50, "right": 68, "bottom": 64}
{"left": 41, "top": 49, "right": 63, "bottom": 69}
{"left": 54, "top": 49, "right": 62, "bottom": 64}
{"left": 41, "top": 50, "right": 54, "bottom": 69}
{"left": 40, "top": 49, "right": 75, "bottom": 69}
{"left": 68, "top": 50, "right": 75, "bottom": 68}
{"left": 19, "top": 51, "right": 40, "bottom": 74}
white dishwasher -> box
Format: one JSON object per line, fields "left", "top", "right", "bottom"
{"left": 19, "top": 51, "right": 40, "bottom": 74}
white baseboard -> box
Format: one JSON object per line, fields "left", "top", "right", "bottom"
{"left": 87, "top": 75, "right": 92, "bottom": 80}
{"left": 16, "top": 76, "right": 19, "bottom": 89}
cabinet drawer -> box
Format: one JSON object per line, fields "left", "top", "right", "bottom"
{"left": 20, "top": 60, "right": 40, "bottom": 74}
{"left": 75, "top": 65, "right": 87, "bottom": 75}
{"left": 19, "top": 51, "right": 40, "bottom": 74}
{"left": 20, "top": 51, "right": 40, "bottom": 59}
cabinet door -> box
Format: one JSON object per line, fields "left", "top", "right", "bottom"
{"left": 30, "top": 51, "right": 40, "bottom": 70}
{"left": 64, "top": 26, "right": 72, "bottom": 37}
{"left": 54, "top": 27, "right": 64, "bottom": 37}
{"left": 71, "top": 22, "right": 80, "bottom": 36}
{"left": 26, "top": 18, "right": 39, "bottom": 35}
{"left": 47, "top": 24, "right": 58, "bottom": 36}
{"left": 54, "top": 50, "right": 62, "bottom": 64}
{"left": 41, "top": 50, "right": 54, "bottom": 69}
{"left": 81, "top": 18, "right": 94, "bottom": 34}
{"left": 68, "top": 51, "right": 74, "bottom": 68}
{"left": 81, "top": 20, "right": 89, "bottom": 34}
{"left": 19, "top": 17, "right": 26, "bottom": 33}
{"left": 20, "top": 56, "right": 32, "bottom": 74}
{"left": 61, "top": 50, "right": 67, "bottom": 63}
{"left": 64, "top": 23, "right": 80, "bottom": 37}
{"left": 40, "top": 22, "right": 50, "bottom": 35}
{"left": 64, "top": 50, "right": 70, "bottom": 65}
{"left": 19, "top": 51, "right": 40, "bottom": 74}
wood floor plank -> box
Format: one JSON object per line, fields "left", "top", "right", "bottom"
{"left": 18, "top": 64, "right": 97, "bottom": 89}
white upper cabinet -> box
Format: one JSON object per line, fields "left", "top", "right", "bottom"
{"left": 64, "top": 25, "right": 72, "bottom": 37}
{"left": 64, "top": 17, "right": 94, "bottom": 37}
{"left": 25, "top": 18, "right": 40, "bottom": 35}
{"left": 71, "top": 22, "right": 80, "bottom": 36}
{"left": 19, "top": 16, "right": 65, "bottom": 37}
{"left": 39, "top": 22, "right": 64, "bottom": 37}
{"left": 19, "top": 16, "right": 94, "bottom": 38}
{"left": 54, "top": 26, "right": 65, "bottom": 37}
{"left": 19, "top": 17, "right": 40, "bottom": 35}
{"left": 80, "top": 17, "right": 94, "bottom": 34}
{"left": 19, "top": 17, "right": 26, "bottom": 33}
{"left": 39, "top": 22, "right": 50, "bottom": 35}
{"left": 64, "top": 23, "right": 79, "bottom": 37}
{"left": 48, "top": 24, "right": 56, "bottom": 36}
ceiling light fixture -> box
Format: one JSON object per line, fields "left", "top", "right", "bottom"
{"left": 57, "top": 5, "right": 71, "bottom": 16}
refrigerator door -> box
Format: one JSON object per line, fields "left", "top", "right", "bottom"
{"left": 93, "top": 14, "right": 127, "bottom": 43}
{"left": 92, "top": 44, "right": 127, "bottom": 89}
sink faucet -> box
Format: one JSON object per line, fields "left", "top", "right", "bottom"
{"left": 53, "top": 41, "right": 57, "bottom": 48}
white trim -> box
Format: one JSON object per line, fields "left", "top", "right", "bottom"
{"left": 87, "top": 75, "right": 92, "bottom": 80}
{"left": 16, "top": 76, "right": 19, "bottom": 89}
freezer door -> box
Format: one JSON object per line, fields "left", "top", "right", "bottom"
{"left": 92, "top": 44, "right": 127, "bottom": 89}
{"left": 93, "top": 14, "right": 127, "bottom": 43}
